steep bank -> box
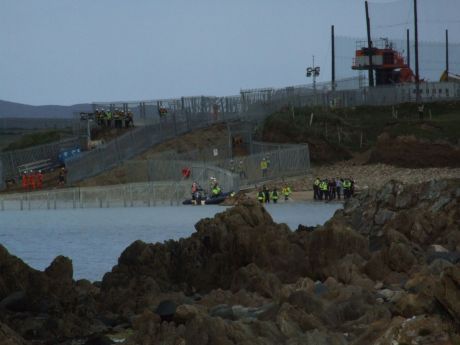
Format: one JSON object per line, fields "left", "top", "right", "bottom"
{"left": 0, "top": 178, "right": 459, "bottom": 344}
{"left": 260, "top": 101, "right": 460, "bottom": 167}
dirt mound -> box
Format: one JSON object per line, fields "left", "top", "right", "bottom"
{"left": 369, "top": 132, "right": 460, "bottom": 168}
{"left": 263, "top": 129, "right": 351, "bottom": 163}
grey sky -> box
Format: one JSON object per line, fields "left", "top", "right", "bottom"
{"left": 1, "top": 0, "right": 459, "bottom": 105}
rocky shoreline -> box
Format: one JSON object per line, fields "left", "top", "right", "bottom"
{"left": 1, "top": 178, "right": 459, "bottom": 344}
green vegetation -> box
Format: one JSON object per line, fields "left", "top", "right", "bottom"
{"left": 260, "top": 101, "right": 460, "bottom": 152}
{"left": 2, "top": 130, "right": 64, "bottom": 151}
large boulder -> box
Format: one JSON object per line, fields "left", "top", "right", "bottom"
{"left": 435, "top": 265, "right": 460, "bottom": 323}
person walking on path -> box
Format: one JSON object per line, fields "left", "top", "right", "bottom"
{"left": 260, "top": 158, "right": 268, "bottom": 178}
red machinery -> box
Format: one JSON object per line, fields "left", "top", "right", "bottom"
{"left": 352, "top": 38, "right": 416, "bottom": 85}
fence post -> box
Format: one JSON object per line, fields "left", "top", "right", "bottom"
{"left": 106, "top": 190, "right": 109, "bottom": 208}
{"left": 147, "top": 182, "right": 151, "bottom": 207}
{"left": 130, "top": 184, "right": 133, "bottom": 207}
{"left": 0, "top": 198, "right": 4, "bottom": 211}
{"left": 123, "top": 186, "right": 127, "bottom": 208}
{"left": 175, "top": 182, "right": 179, "bottom": 206}
{"left": 27, "top": 193, "right": 31, "bottom": 211}
{"left": 53, "top": 193, "right": 57, "bottom": 210}
{"left": 20, "top": 196, "right": 24, "bottom": 211}
{"left": 152, "top": 183, "right": 156, "bottom": 206}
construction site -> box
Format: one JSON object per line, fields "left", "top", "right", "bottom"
{"left": 0, "top": 0, "right": 459, "bottom": 209}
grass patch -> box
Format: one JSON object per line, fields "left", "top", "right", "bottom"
{"left": 261, "top": 101, "right": 460, "bottom": 152}
{"left": 2, "top": 130, "right": 63, "bottom": 151}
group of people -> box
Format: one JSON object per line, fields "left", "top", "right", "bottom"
{"left": 313, "top": 177, "right": 355, "bottom": 201}
{"left": 257, "top": 185, "right": 292, "bottom": 204}
{"left": 228, "top": 159, "right": 247, "bottom": 179}
{"left": 191, "top": 178, "right": 223, "bottom": 202}
{"left": 19, "top": 167, "right": 68, "bottom": 191}
{"left": 92, "top": 109, "right": 134, "bottom": 129}
{"left": 20, "top": 170, "right": 44, "bottom": 191}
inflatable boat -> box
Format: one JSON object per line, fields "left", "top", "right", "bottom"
{"left": 182, "top": 192, "right": 231, "bottom": 205}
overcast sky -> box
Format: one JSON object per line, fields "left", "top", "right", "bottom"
{"left": 1, "top": 0, "right": 459, "bottom": 105}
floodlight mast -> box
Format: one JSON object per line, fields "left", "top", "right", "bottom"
{"left": 306, "top": 55, "right": 320, "bottom": 90}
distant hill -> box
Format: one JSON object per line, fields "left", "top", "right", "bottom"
{"left": 0, "top": 100, "right": 92, "bottom": 118}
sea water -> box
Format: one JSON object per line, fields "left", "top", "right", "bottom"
{"left": 0, "top": 202, "right": 341, "bottom": 281}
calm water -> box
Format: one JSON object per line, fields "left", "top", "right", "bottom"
{"left": 0, "top": 202, "right": 341, "bottom": 281}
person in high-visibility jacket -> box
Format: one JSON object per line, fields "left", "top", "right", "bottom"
{"left": 260, "top": 158, "right": 268, "bottom": 177}
{"left": 257, "top": 189, "right": 265, "bottom": 203}
{"left": 319, "top": 180, "right": 328, "bottom": 200}
{"left": 211, "top": 183, "right": 222, "bottom": 198}
{"left": 343, "top": 178, "right": 352, "bottom": 199}
{"left": 270, "top": 188, "right": 279, "bottom": 204}
{"left": 282, "top": 185, "right": 292, "bottom": 201}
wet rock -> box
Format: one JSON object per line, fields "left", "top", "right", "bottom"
{"left": 45, "top": 255, "right": 73, "bottom": 282}
{"left": 374, "top": 209, "right": 395, "bottom": 225}
{"left": 428, "top": 258, "right": 453, "bottom": 275}
{"left": 427, "top": 251, "right": 460, "bottom": 264}
{"left": 374, "top": 315, "right": 455, "bottom": 345}
{"left": 231, "top": 263, "right": 282, "bottom": 298}
{"left": 435, "top": 265, "right": 460, "bottom": 323}
{"left": 0, "top": 321, "right": 29, "bottom": 345}
{"left": 175, "top": 304, "right": 199, "bottom": 322}
{"left": 155, "top": 300, "right": 177, "bottom": 322}
{"left": 386, "top": 242, "right": 417, "bottom": 273}
{"left": 0, "top": 291, "right": 27, "bottom": 312}
{"left": 84, "top": 334, "right": 114, "bottom": 345}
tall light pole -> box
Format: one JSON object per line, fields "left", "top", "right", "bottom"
{"left": 306, "top": 55, "right": 320, "bottom": 90}
{"left": 414, "top": 0, "right": 420, "bottom": 104}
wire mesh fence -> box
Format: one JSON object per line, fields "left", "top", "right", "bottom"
{"left": 2, "top": 77, "right": 460, "bottom": 192}
{"left": 0, "top": 137, "right": 81, "bottom": 179}
{"left": 0, "top": 181, "right": 195, "bottom": 211}
{"left": 0, "top": 143, "right": 309, "bottom": 211}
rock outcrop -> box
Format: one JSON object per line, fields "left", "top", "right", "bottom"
{"left": 1, "top": 178, "right": 460, "bottom": 344}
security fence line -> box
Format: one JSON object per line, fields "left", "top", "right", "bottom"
{"left": 0, "top": 137, "right": 81, "bottom": 179}
{"left": 93, "top": 81, "right": 460, "bottom": 126}
{"left": 135, "top": 143, "right": 309, "bottom": 188}
{"left": 2, "top": 79, "right": 459, "bottom": 190}
{"left": 0, "top": 143, "right": 310, "bottom": 211}
{"left": 0, "top": 181, "right": 202, "bottom": 211}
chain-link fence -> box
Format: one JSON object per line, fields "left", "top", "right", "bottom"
{"left": 2, "top": 78, "right": 459, "bottom": 191}
{"left": 0, "top": 117, "right": 76, "bottom": 130}
{"left": 0, "top": 137, "right": 81, "bottom": 179}
{"left": 0, "top": 143, "right": 309, "bottom": 211}
{"left": 0, "top": 181, "right": 195, "bottom": 211}
{"left": 148, "top": 143, "right": 310, "bottom": 189}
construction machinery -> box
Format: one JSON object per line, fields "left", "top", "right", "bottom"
{"left": 352, "top": 38, "right": 416, "bottom": 85}
{"left": 440, "top": 70, "right": 460, "bottom": 83}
